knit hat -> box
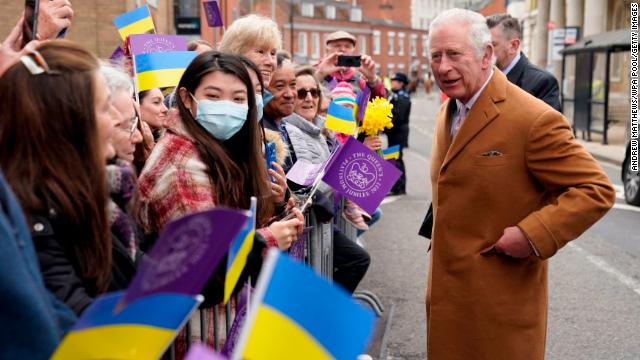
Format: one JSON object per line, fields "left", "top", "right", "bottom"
{"left": 331, "top": 81, "right": 357, "bottom": 108}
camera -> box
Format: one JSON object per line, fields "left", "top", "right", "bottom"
{"left": 337, "top": 55, "right": 362, "bottom": 68}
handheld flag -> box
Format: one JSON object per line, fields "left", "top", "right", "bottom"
{"left": 322, "top": 136, "right": 402, "bottom": 214}
{"left": 381, "top": 145, "right": 400, "bottom": 160}
{"left": 285, "top": 159, "right": 324, "bottom": 187}
{"left": 203, "top": 0, "right": 224, "bottom": 27}
{"left": 128, "top": 34, "right": 188, "bottom": 55}
{"left": 355, "top": 86, "right": 371, "bottom": 123}
{"left": 325, "top": 101, "right": 357, "bottom": 135}
{"left": 223, "top": 197, "right": 257, "bottom": 304}
{"left": 51, "top": 292, "right": 202, "bottom": 360}
{"left": 112, "top": 5, "right": 155, "bottom": 41}
{"left": 120, "top": 208, "right": 250, "bottom": 308}
{"left": 134, "top": 51, "right": 196, "bottom": 91}
{"left": 234, "top": 249, "right": 375, "bottom": 360}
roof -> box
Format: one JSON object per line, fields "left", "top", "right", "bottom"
{"left": 561, "top": 29, "right": 631, "bottom": 54}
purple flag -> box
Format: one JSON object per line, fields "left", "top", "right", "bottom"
{"left": 128, "top": 34, "right": 188, "bottom": 55}
{"left": 120, "top": 208, "right": 250, "bottom": 307}
{"left": 203, "top": 0, "right": 224, "bottom": 27}
{"left": 356, "top": 85, "right": 371, "bottom": 123}
{"left": 286, "top": 159, "right": 324, "bottom": 186}
{"left": 185, "top": 343, "right": 228, "bottom": 360}
{"left": 109, "top": 47, "right": 126, "bottom": 63}
{"left": 322, "top": 137, "right": 401, "bottom": 214}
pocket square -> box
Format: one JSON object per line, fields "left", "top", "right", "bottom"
{"left": 481, "top": 150, "right": 503, "bottom": 157}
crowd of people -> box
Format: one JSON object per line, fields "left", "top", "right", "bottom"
{"left": 0, "top": 3, "right": 414, "bottom": 358}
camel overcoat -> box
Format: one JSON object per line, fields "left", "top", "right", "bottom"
{"left": 427, "top": 69, "right": 615, "bottom": 360}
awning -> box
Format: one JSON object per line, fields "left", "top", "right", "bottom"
{"left": 561, "top": 29, "right": 631, "bottom": 54}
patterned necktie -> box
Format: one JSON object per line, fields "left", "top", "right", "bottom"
{"left": 451, "top": 105, "right": 468, "bottom": 138}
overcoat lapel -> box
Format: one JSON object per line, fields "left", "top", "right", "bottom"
{"left": 440, "top": 71, "right": 507, "bottom": 170}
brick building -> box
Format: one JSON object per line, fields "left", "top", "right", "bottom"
{"left": 248, "top": 0, "right": 429, "bottom": 80}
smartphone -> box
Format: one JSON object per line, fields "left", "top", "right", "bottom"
{"left": 337, "top": 55, "right": 362, "bottom": 68}
{"left": 22, "top": 0, "right": 40, "bottom": 47}
{"left": 265, "top": 142, "right": 277, "bottom": 182}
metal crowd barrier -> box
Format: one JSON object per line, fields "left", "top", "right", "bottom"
{"left": 170, "top": 194, "right": 384, "bottom": 357}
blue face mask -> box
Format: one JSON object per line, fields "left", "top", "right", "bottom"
{"left": 255, "top": 93, "right": 264, "bottom": 120}
{"left": 190, "top": 94, "right": 249, "bottom": 141}
{"left": 262, "top": 89, "right": 274, "bottom": 106}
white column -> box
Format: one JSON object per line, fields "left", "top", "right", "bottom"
{"left": 533, "top": 0, "right": 550, "bottom": 67}
{"left": 583, "top": 0, "right": 607, "bottom": 37}
{"left": 565, "top": 0, "right": 583, "bottom": 28}
{"left": 549, "top": 0, "right": 565, "bottom": 78}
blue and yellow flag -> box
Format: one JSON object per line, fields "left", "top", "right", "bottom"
{"left": 224, "top": 197, "right": 257, "bottom": 304}
{"left": 382, "top": 145, "right": 400, "bottom": 160}
{"left": 234, "top": 249, "right": 375, "bottom": 360}
{"left": 325, "top": 101, "right": 357, "bottom": 135}
{"left": 52, "top": 292, "right": 202, "bottom": 360}
{"left": 112, "top": 5, "right": 155, "bottom": 41}
{"left": 134, "top": 51, "right": 196, "bottom": 91}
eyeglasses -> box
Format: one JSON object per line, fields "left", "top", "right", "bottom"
{"left": 118, "top": 109, "right": 139, "bottom": 139}
{"left": 297, "top": 88, "right": 320, "bottom": 100}
{"left": 20, "top": 50, "right": 60, "bottom": 76}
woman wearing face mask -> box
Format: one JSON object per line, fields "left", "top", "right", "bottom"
{"left": 138, "top": 87, "right": 168, "bottom": 141}
{"left": 135, "top": 51, "right": 303, "bottom": 354}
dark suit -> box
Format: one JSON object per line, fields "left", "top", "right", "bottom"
{"left": 386, "top": 89, "right": 412, "bottom": 194}
{"left": 506, "top": 53, "right": 561, "bottom": 112}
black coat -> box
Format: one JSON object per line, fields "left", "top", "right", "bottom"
{"left": 30, "top": 210, "right": 140, "bottom": 315}
{"left": 506, "top": 53, "right": 562, "bottom": 112}
{"left": 386, "top": 91, "right": 412, "bottom": 148}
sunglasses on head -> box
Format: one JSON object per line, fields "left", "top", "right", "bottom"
{"left": 297, "top": 88, "right": 320, "bottom": 99}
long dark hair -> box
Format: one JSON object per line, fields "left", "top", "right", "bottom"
{"left": 0, "top": 40, "right": 111, "bottom": 293}
{"left": 176, "top": 51, "right": 273, "bottom": 222}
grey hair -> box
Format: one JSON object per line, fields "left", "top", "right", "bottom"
{"left": 99, "top": 61, "right": 133, "bottom": 99}
{"left": 428, "top": 8, "right": 492, "bottom": 59}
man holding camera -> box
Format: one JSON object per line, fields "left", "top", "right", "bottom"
{"left": 315, "top": 31, "right": 386, "bottom": 98}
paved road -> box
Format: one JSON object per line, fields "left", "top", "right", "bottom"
{"left": 358, "top": 91, "right": 640, "bottom": 359}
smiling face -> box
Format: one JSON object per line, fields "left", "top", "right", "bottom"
{"left": 111, "top": 90, "right": 143, "bottom": 162}
{"left": 265, "top": 64, "right": 296, "bottom": 120}
{"left": 139, "top": 88, "right": 168, "bottom": 129}
{"left": 181, "top": 71, "right": 249, "bottom": 117}
{"left": 429, "top": 23, "right": 493, "bottom": 103}
{"left": 294, "top": 74, "right": 320, "bottom": 122}
{"left": 243, "top": 44, "right": 277, "bottom": 86}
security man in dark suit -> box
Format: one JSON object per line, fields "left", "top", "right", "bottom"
{"left": 486, "top": 13, "right": 562, "bottom": 111}
{"left": 419, "top": 14, "right": 563, "bottom": 239}
{"left": 385, "top": 72, "right": 412, "bottom": 195}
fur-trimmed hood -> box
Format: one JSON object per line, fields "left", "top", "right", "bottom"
{"left": 263, "top": 128, "right": 290, "bottom": 166}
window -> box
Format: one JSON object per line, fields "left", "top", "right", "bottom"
{"left": 298, "top": 32, "right": 308, "bottom": 56}
{"left": 312, "top": 32, "right": 320, "bottom": 59}
{"left": 410, "top": 34, "right": 418, "bottom": 56}
{"left": 398, "top": 63, "right": 405, "bottom": 71}
{"left": 387, "top": 63, "right": 394, "bottom": 77}
{"left": 326, "top": 5, "right": 336, "bottom": 19}
{"left": 373, "top": 30, "right": 381, "bottom": 55}
{"left": 301, "top": 3, "right": 314, "bottom": 17}
{"left": 388, "top": 32, "right": 395, "bottom": 56}
{"left": 350, "top": 8, "right": 362, "bottom": 22}
{"left": 422, "top": 35, "right": 428, "bottom": 57}
{"left": 398, "top": 32, "right": 405, "bottom": 56}
{"left": 375, "top": 63, "right": 381, "bottom": 76}
{"left": 359, "top": 35, "right": 367, "bottom": 54}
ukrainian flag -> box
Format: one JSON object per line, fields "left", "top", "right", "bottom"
{"left": 224, "top": 197, "right": 257, "bottom": 304}
{"left": 235, "top": 249, "right": 375, "bottom": 360}
{"left": 325, "top": 101, "right": 357, "bottom": 135}
{"left": 134, "top": 51, "right": 196, "bottom": 92}
{"left": 382, "top": 145, "right": 400, "bottom": 160}
{"left": 51, "top": 292, "right": 202, "bottom": 360}
{"left": 112, "top": 5, "right": 155, "bottom": 41}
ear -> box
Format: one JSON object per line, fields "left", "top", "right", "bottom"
{"left": 510, "top": 38, "right": 521, "bottom": 54}
{"left": 178, "top": 87, "right": 192, "bottom": 110}
{"left": 481, "top": 43, "right": 494, "bottom": 69}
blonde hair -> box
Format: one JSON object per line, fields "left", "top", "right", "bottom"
{"left": 219, "top": 14, "right": 282, "bottom": 55}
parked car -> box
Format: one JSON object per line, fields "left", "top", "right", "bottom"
{"left": 622, "top": 138, "right": 640, "bottom": 206}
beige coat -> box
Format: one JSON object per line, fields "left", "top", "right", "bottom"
{"left": 427, "top": 69, "right": 615, "bottom": 360}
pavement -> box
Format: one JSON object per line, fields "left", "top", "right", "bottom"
{"left": 574, "top": 119, "right": 627, "bottom": 167}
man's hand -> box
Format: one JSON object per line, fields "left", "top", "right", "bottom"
{"left": 37, "top": 0, "right": 74, "bottom": 40}
{"left": 494, "top": 226, "right": 533, "bottom": 258}
{"left": 363, "top": 135, "right": 382, "bottom": 151}
{"left": 316, "top": 52, "right": 342, "bottom": 79}
{"left": 358, "top": 54, "right": 376, "bottom": 84}
{"left": 0, "top": 17, "right": 40, "bottom": 78}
